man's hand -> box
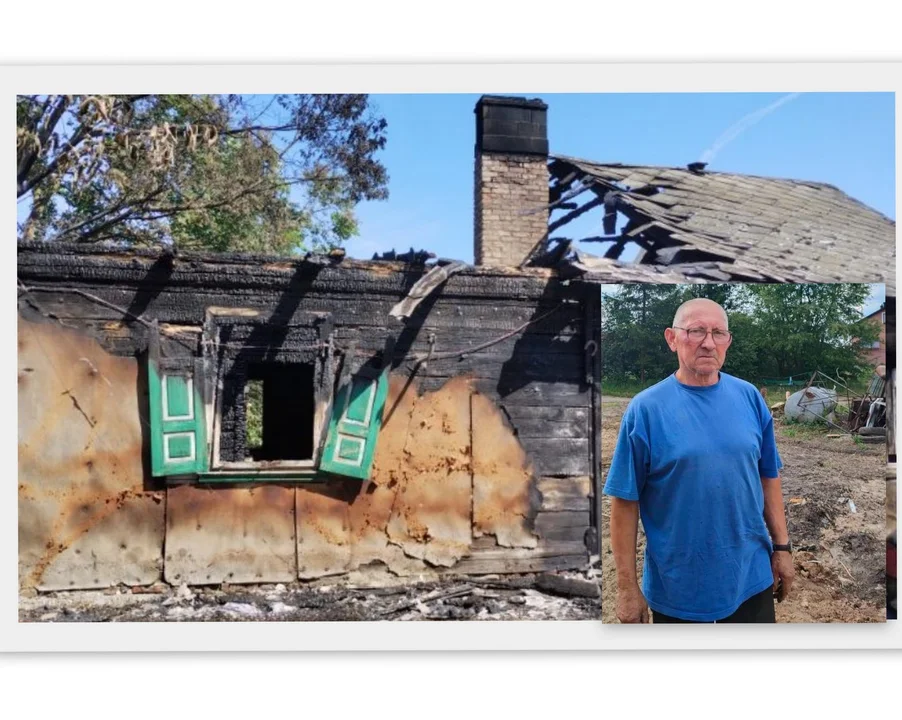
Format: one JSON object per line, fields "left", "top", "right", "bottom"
{"left": 617, "top": 585, "right": 650, "bottom": 623}
{"left": 771, "top": 551, "right": 795, "bottom": 602}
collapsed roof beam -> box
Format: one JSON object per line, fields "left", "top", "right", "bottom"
{"left": 550, "top": 163, "right": 744, "bottom": 270}
{"left": 547, "top": 195, "right": 605, "bottom": 235}
{"left": 548, "top": 170, "right": 579, "bottom": 204}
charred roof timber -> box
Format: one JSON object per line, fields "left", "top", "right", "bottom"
{"left": 371, "top": 248, "right": 436, "bottom": 264}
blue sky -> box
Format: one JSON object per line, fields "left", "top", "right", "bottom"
{"left": 348, "top": 92, "right": 893, "bottom": 315}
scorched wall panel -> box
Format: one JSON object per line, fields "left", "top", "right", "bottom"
{"left": 17, "top": 318, "right": 165, "bottom": 590}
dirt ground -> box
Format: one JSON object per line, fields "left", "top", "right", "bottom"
{"left": 18, "top": 568, "right": 602, "bottom": 623}
{"left": 600, "top": 395, "right": 887, "bottom": 624}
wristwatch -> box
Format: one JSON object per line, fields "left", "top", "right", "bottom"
{"left": 772, "top": 542, "right": 793, "bottom": 553}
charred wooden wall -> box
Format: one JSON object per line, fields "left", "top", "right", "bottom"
{"left": 17, "top": 243, "right": 600, "bottom": 589}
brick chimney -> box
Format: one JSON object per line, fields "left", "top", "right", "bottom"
{"left": 473, "top": 95, "right": 549, "bottom": 266}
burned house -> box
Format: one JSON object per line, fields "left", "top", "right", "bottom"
{"left": 17, "top": 95, "right": 896, "bottom": 593}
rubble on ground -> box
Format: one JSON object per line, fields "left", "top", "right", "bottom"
{"left": 18, "top": 568, "right": 603, "bottom": 623}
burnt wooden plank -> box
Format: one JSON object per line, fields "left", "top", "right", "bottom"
{"left": 503, "top": 405, "right": 590, "bottom": 424}
{"left": 20, "top": 287, "right": 277, "bottom": 324}
{"left": 419, "top": 354, "right": 584, "bottom": 384}
{"left": 16, "top": 253, "right": 420, "bottom": 292}
{"left": 401, "top": 301, "right": 584, "bottom": 334}
{"left": 587, "top": 286, "right": 602, "bottom": 554}
{"left": 537, "top": 476, "right": 593, "bottom": 511}
{"left": 18, "top": 252, "right": 582, "bottom": 303}
{"left": 333, "top": 325, "right": 583, "bottom": 359}
{"left": 534, "top": 526, "right": 589, "bottom": 543}
{"left": 472, "top": 380, "right": 591, "bottom": 407}
{"left": 534, "top": 511, "right": 591, "bottom": 542}
{"left": 448, "top": 554, "right": 588, "bottom": 575}
{"left": 414, "top": 377, "right": 590, "bottom": 407}
{"left": 460, "top": 539, "right": 587, "bottom": 558}
{"left": 451, "top": 540, "right": 588, "bottom": 575}
{"left": 339, "top": 353, "right": 587, "bottom": 386}
{"left": 15, "top": 245, "right": 592, "bottom": 292}
{"left": 343, "top": 334, "right": 589, "bottom": 381}
{"left": 336, "top": 328, "right": 586, "bottom": 354}
{"left": 31, "top": 286, "right": 584, "bottom": 336}
{"left": 534, "top": 573, "right": 601, "bottom": 598}
{"left": 511, "top": 416, "right": 589, "bottom": 439}
{"left": 540, "top": 497, "right": 590, "bottom": 513}
{"left": 521, "top": 439, "right": 590, "bottom": 476}
{"left": 534, "top": 511, "right": 591, "bottom": 529}
{"left": 346, "top": 334, "right": 585, "bottom": 364}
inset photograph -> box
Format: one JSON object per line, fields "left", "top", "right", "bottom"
{"left": 17, "top": 92, "right": 893, "bottom": 625}
{"left": 601, "top": 283, "right": 890, "bottom": 623}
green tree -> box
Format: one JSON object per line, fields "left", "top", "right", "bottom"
{"left": 16, "top": 94, "right": 389, "bottom": 253}
{"left": 601, "top": 283, "right": 877, "bottom": 389}
{"left": 743, "top": 284, "right": 878, "bottom": 382}
{"left": 602, "top": 284, "right": 684, "bottom": 383}
{"left": 719, "top": 311, "right": 765, "bottom": 383}
{"left": 678, "top": 283, "right": 742, "bottom": 314}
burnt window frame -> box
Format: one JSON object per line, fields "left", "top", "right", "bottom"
{"left": 201, "top": 307, "right": 335, "bottom": 475}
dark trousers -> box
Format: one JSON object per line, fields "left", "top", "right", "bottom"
{"left": 652, "top": 586, "right": 776, "bottom": 624}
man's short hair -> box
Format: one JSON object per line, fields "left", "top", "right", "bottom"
{"left": 672, "top": 298, "right": 729, "bottom": 329}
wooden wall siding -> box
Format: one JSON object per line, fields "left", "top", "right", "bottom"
{"left": 18, "top": 245, "right": 597, "bottom": 585}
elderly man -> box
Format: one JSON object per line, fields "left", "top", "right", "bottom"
{"left": 605, "top": 298, "right": 794, "bottom": 623}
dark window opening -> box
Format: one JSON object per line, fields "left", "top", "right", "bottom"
{"left": 244, "top": 362, "right": 315, "bottom": 462}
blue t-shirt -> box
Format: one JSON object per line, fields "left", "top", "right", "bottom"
{"left": 603, "top": 372, "right": 782, "bottom": 622}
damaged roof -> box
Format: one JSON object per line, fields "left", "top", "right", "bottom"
{"left": 547, "top": 156, "right": 896, "bottom": 295}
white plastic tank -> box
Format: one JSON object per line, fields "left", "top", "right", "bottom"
{"left": 784, "top": 386, "right": 837, "bottom": 423}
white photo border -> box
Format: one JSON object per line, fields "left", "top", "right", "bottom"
{"left": 4, "top": 62, "right": 899, "bottom": 652}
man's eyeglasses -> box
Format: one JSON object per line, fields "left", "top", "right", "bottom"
{"left": 672, "top": 326, "right": 732, "bottom": 345}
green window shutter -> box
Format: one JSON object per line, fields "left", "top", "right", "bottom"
{"left": 318, "top": 365, "right": 390, "bottom": 481}
{"left": 147, "top": 325, "right": 208, "bottom": 477}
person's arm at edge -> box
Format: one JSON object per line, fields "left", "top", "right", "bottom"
{"left": 758, "top": 390, "right": 793, "bottom": 602}
{"left": 761, "top": 473, "right": 789, "bottom": 545}
{"left": 609, "top": 496, "right": 649, "bottom": 623}
{"left": 762, "top": 473, "right": 794, "bottom": 601}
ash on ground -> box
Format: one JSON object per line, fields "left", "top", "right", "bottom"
{"left": 19, "top": 568, "right": 602, "bottom": 623}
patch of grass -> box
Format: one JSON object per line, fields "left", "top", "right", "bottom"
{"left": 760, "top": 384, "right": 819, "bottom": 402}
{"left": 776, "top": 416, "right": 835, "bottom": 441}
{"left": 601, "top": 378, "right": 660, "bottom": 398}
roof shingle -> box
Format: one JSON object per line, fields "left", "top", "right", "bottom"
{"left": 552, "top": 156, "right": 896, "bottom": 295}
